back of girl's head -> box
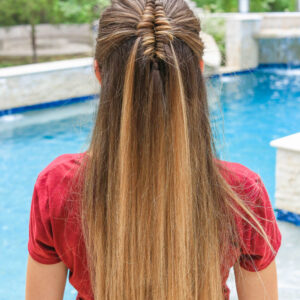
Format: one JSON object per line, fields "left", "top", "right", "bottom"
{"left": 94, "top": 0, "right": 207, "bottom": 123}
{"left": 95, "top": 0, "right": 204, "bottom": 65}
{"left": 77, "top": 1, "right": 272, "bottom": 299}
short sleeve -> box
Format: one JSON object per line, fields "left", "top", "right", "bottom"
{"left": 28, "top": 173, "right": 61, "bottom": 264}
{"left": 238, "top": 175, "right": 282, "bottom": 272}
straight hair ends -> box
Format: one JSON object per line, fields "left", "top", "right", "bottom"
{"left": 75, "top": 1, "right": 275, "bottom": 299}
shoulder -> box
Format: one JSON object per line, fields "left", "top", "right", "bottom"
{"left": 215, "top": 158, "right": 261, "bottom": 193}
{"left": 215, "top": 158, "right": 259, "bottom": 179}
{"left": 34, "top": 152, "right": 87, "bottom": 216}
{"left": 216, "top": 159, "right": 282, "bottom": 271}
{"left": 215, "top": 158, "right": 278, "bottom": 239}
{"left": 215, "top": 158, "right": 271, "bottom": 214}
{"left": 29, "top": 152, "right": 87, "bottom": 264}
{"left": 37, "top": 152, "right": 87, "bottom": 181}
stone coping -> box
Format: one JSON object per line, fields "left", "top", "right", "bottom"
{"left": 0, "top": 55, "right": 221, "bottom": 79}
{"left": 0, "top": 54, "right": 222, "bottom": 79}
{"left": 199, "top": 12, "right": 300, "bottom": 18}
{"left": 0, "top": 57, "right": 298, "bottom": 115}
{"left": 0, "top": 57, "right": 93, "bottom": 78}
{"left": 270, "top": 132, "right": 300, "bottom": 152}
{"left": 257, "top": 29, "right": 300, "bottom": 38}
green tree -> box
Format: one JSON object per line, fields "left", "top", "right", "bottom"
{"left": 0, "top": 0, "right": 109, "bottom": 63}
{"left": 57, "top": 0, "right": 109, "bottom": 47}
{"left": 192, "top": 0, "right": 237, "bottom": 12}
{"left": 58, "top": 0, "right": 109, "bottom": 23}
{"left": 192, "top": 0, "right": 297, "bottom": 12}
{"left": 251, "top": 0, "right": 297, "bottom": 11}
{"left": 0, "top": 0, "right": 60, "bottom": 62}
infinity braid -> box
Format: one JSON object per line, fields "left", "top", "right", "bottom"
{"left": 154, "top": 1, "right": 173, "bottom": 60}
{"left": 137, "top": 0, "right": 173, "bottom": 61}
{"left": 137, "top": 0, "right": 156, "bottom": 59}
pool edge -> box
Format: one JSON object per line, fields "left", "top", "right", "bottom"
{"left": 0, "top": 94, "right": 99, "bottom": 117}
{"left": 276, "top": 209, "right": 300, "bottom": 226}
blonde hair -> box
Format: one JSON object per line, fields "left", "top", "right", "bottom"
{"left": 74, "top": 0, "right": 275, "bottom": 299}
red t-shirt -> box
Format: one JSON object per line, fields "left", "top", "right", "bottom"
{"left": 28, "top": 152, "right": 282, "bottom": 300}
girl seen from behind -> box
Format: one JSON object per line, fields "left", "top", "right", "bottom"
{"left": 26, "top": 0, "right": 282, "bottom": 299}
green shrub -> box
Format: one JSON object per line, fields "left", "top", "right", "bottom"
{"left": 192, "top": 0, "right": 238, "bottom": 12}
{"left": 0, "top": 0, "right": 109, "bottom": 63}
{"left": 192, "top": 0, "right": 297, "bottom": 12}
{"left": 250, "top": 0, "right": 297, "bottom": 12}
{"left": 0, "top": 0, "right": 109, "bottom": 26}
{"left": 201, "top": 16, "right": 226, "bottom": 65}
{"left": 57, "top": 0, "right": 109, "bottom": 24}
{"left": 193, "top": 0, "right": 298, "bottom": 66}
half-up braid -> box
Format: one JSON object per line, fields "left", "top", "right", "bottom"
{"left": 137, "top": 0, "right": 173, "bottom": 61}
{"left": 153, "top": 1, "right": 173, "bottom": 60}
{"left": 78, "top": 1, "right": 276, "bottom": 299}
{"left": 137, "top": 0, "right": 156, "bottom": 59}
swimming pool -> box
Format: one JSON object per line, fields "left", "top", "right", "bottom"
{"left": 0, "top": 67, "right": 299, "bottom": 299}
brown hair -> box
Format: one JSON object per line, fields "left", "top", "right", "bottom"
{"left": 75, "top": 0, "right": 275, "bottom": 299}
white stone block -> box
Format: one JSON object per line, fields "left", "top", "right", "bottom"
{"left": 226, "top": 15, "right": 262, "bottom": 69}
{"left": 270, "top": 132, "right": 300, "bottom": 214}
{"left": 200, "top": 32, "right": 222, "bottom": 75}
{"left": 0, "top": 58, "right": 99, "bottom": 111}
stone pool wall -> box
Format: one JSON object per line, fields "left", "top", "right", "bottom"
{"left": 197, "top": 12, "right": 300, "bottom": 69}
{"left": 271, "top": 133, "right": 300, "bottom": 218}
{"left": 0, "top": 58, "right": 99, "bottom": 112}
{"left": 258, "top": 36, "right": 300, "bottom": 65}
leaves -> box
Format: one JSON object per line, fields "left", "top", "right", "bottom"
{"left": 57, "top": 0, "right": 109, "bottom": 24}
{"left": 192, "top": 0, "right": 297, "bottom": 12}
{"left": 0, "top": 0, "right": 109, "bottom": 26}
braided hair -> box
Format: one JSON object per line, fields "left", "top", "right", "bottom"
{"left": 79, "top": 1, "right": 273, "bottom": 299}
{"left": 137, "top": 0, "right": 174, "bottom": 61}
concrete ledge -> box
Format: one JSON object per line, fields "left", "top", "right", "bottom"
{"left": 196, "top": 12, "right": 300, "bottom": 69}
{"left": 260, "top": 12, "right": 300, "bottom": 30}
{"left": 276, "top": 209, "right": 300, "bottom": 226}
{"left": 257, "top": 35, "right": 300, "bottom": 64}
{"left": 198, "top": 12, "right": 300, "bottom": 30}
{"left": 0, "top": 59, "right": 263, "bottom": 115}
{"left": 257, "top": 29, "right": 300, "bottom": 39}
{"left": 0, "top": 57, "right": 94, "bottom": 77}
{"left": 0, "top": 58, "right": 99, "bottom": 111}
{"left": 270, "top": 132, "right": 300, "bottom": 215}
{"left": 270, "top": 132, "right": 300, "bottom": 153}
{"left": 225, "top": 15, "right": 262, "bottom": 69}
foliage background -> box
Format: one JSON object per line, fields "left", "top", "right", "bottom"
{"left": 0, "top": 0, "right": 109, "bottom": 26}
{"left": 192, "top": 0, "right": 298, "bottom": 12}
{"left": 0, "top": 0, "right": 109, "bottom": 65}
{"left": 1, "top": 0, "right": 297, "bottom": 26}
{"left": 194, "top": 0, "right": 298, "bottom": 65}
{"left": 0, "top": 0, "right": 298, "bottom": 66}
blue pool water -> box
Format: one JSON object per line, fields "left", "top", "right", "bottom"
{"left": 212, "top": 68, "right": 300, "bottom": 205}
{"left": 0, "top": 67, "right": 299, "bottom": 299}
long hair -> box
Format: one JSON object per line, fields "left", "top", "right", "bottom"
{"left": 75, "top": 0, "right": 275, "bottom": 299}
